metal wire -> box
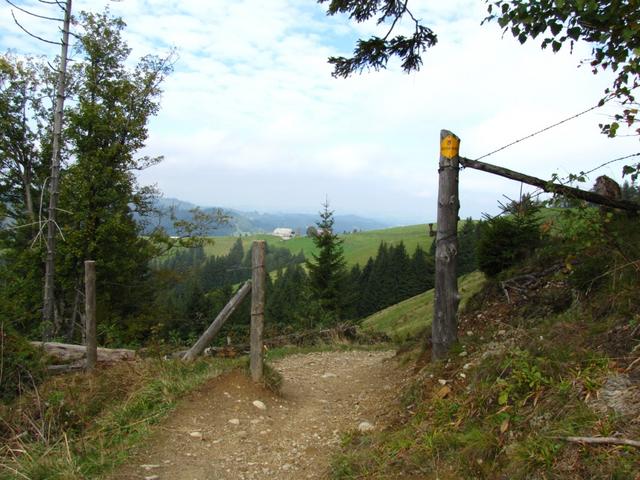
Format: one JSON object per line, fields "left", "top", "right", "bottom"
{"left": 473, "top": 104, "right": 603, "bottom": 161}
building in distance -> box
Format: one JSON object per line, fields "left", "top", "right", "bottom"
{"left": 272, "top": 227, "right": 296, "bottom": 240}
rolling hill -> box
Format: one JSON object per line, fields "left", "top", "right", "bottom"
{"left": 141, "top": 198, "right": 390, "bottom": 237}
{"left": 203, "top": 223, "right": 435, "bottom": 267}
{"left": 360, "top": 271, "right": 485, "bottom": 341}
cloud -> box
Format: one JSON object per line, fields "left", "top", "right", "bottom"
{"left": 2, "top": 0, "right": 635, "bottom": 223}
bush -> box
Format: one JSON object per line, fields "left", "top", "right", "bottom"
{"left": 0, "top": 324, "right": 47, "bottom": 403}
{"left": 477, "top": 214, "right": 541, "bottom": 277}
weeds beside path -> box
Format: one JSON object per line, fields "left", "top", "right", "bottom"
{"left": 108, "top": 350, "right": 406, "bottom": 480}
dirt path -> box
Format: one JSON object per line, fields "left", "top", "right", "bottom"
{"left": 108, "top": 350, "right": 407, "bottom": 480}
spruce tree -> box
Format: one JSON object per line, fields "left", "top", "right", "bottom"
{"left": 306, "top": 201, "right": 349, "bottom": 323}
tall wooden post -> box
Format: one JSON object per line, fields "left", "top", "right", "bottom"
{"left": 250, "top": 241, "right": 266, "bottom": 382}
{"left": 84, "top": 260, "right": 97, "bottom": 371}
{"left": 432, "top": 130, "right": 461, "bottom": 360}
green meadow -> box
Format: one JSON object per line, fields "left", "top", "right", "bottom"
{"left": 360, "top": 271, "right": 485, "bottom": 341}
{"left": 204, "top": 224, "right": 434, "bottom": 267}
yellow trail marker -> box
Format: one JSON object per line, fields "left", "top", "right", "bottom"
{"left": 440, "top": 134, "right": 460, "bottom": 159}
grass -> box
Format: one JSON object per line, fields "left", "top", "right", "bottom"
{"left": 203, "top": 224, "right": 435, "bottom": 267}
{"left": 331, "top": 261, "right": 640, "bottom": 479}
{"left": 360, "top": 271, "right": 485, "bottom": 341}
{"left": 0, "top": 343, "right": 392, "bottom": 480}
{"left": 0, "top": 357, "right": 242, "bottom": 479}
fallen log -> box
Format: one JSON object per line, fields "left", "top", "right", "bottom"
{"left": 30, "top": 341, "right": 136, "bottom": 363}
{"left": 47, "top": 363, "right": 85, "bottom": 374}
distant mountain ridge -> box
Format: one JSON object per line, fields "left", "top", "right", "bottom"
{"left": 139, "top": 197, "right": 390, "bottom": 236}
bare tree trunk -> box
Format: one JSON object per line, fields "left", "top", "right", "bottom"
{"left": 432, "top": 130, "right": 461, "bottom": 361}
{"left": 21, "top": 171, "right": 35, "bottom": 223}
{"left": 18, "top": 84, "right": 36, "bottom": 223}
{"left": 42, "top": 0, "right": 72, "bottom": 338}
{"left": 64, "top": 277, "right": 82, "bottom": 342}
{"left": 85, "top": 260, "right": 97, "bottom": 371}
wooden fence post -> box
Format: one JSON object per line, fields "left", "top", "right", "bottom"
{"left": 84, "top": 260, "right": 97, "bottom": 371}
{"left": 250, "top": 241, "right": 266, "bottom": 382}
{"left": 182, "top": 281, "right": 252, "bottom": 361}
{"left": 433, "top": 130, "right": 461, "bottom": 361}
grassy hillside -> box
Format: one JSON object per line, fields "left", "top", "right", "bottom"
{"left": 204, "top": 224, "right": 434, "bottom": 267}
{"left": 360, "top": 271, "right": 485, "bottom": 341}
{"left": 332, "top": 212, "right": 640, "bottom": 479}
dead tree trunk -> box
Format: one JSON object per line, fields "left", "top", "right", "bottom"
{"left": 43, "top": 0, "right": 73, "bottom": 337}
{"left": 432, "top": 130, "right": 461, "bottom": 360}
{"left": 250, "top": 241, "right": 266, "bottom": 382}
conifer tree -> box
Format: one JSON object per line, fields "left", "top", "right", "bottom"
{"left": 306, "top": 201, "right": 349, "bottom": 322}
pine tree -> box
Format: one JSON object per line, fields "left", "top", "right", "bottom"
{"left": 306, "top": 201, "right": 349, "bottom": 323}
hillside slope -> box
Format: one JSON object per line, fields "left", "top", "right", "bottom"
{"left": 333, "top": 264, "right": 640, "bottom": 479}
{"left": 361, "top": 271, "right": 485, "bottom": 341}
{"left": 204, "top": 224, "right": 434, "bottom": 267}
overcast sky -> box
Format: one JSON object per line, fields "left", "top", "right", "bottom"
{"left": 2, "top": 0, "right": 638, "bottom": 224}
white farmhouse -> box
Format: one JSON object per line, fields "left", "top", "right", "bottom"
{"left": 272, "top": 227, "right": 296, "bottom": 240}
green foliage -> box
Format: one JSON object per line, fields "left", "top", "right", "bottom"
{"left": 0, "top": 324, "right": 46, "bottom": 402}
{"left": 477, "top": 197, "right": 541, "bottom": 277}
{"left": 486, "top": 0, "right": 639, "bottom": 133}
{"left": 307, "top": 201, "right": 351, "bottom": 323}
{"left": 548, "top": 205, "right": 640, "bottom": 316}
{"left": 495, "top": 349, "right": 550, "bottom": 408}
{"left": 353, "top": 241, "right": 435, "bottom": 319}
{"left": 457, "top": 217, "right": 480, "bottom": 276}
{"left": 51, "top": 10, "right": 174, "bottom": 341}
{"left": 323, "top": 0, "right": 640, "bottom": 176}
{"left": 0, "top": 54, "right": 54, "bottom": 337}
{"left": 0, "top": 54, "right": 51, "bottom": 225}
{"left": 318, "top": 0, "right": 437, "bottom": 77}
{"left": 0, "top": 11, "right": 180, "bottom": 344}
{"left": 485, "top": 0, "right": 640, "bottom": 177}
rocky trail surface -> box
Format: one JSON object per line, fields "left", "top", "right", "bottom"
{"left": 108, "top": 350, "right": 407, "bottom": 480}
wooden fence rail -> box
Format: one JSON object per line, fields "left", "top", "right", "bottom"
{"left": 459, "top": 157, "right": 640, "bottom": 212}
{"left": 182, "top": 281, "right": 252, "bottom": 362}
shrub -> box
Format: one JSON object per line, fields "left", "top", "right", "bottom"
{"left": 477, "top": 214, "right": 541, "bottom": 277}
{"left": 0, "top": 324, "right": 47, "bottom": 403}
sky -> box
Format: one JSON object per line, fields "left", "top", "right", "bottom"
{"left": 1, "top": 0, "right": 638, "bottom": 225}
